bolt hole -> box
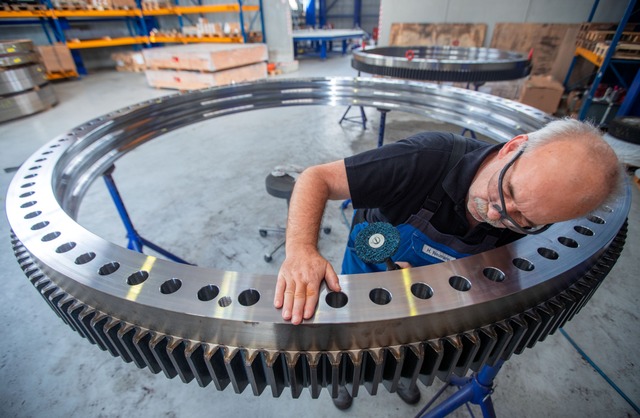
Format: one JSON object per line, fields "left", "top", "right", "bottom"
{"left": 41, "top": 231, "right": 60, "bottom": 242}
{"left": 198, "top": 284, "right": 220, "bottom": 301}
{"left": 218, "top": 296, "right": 232, "bottom": 308}
{"left": 513, "top": 258, "right": 534, "bottom": 271}
{"left": 31, "top": 221, "right": 49, "bottom": 230}
{"left": 160, "top": 278, "right": 182, "bottom": 294}
{"left": 558, "top": 237, "right": 579, "bottom": 248}
{"left": 587, "top": 215, "right": 605, "bottom": 224}
{"left": 369, "top": 288, "right": 392, "bottom": 305}
{"left": 537, "top": 247, "right": 559, "bottom": 260}
{"left": 98, "top": 262, "right": 120, "bottom": 275}
{"left": 411, "top": 283, "right": 433, "bottom": 299}
{"left": 75, "top": 252, "right": 95, "bottom": 264}
{"left": 483, "top": 267, "right": 506, "bottom": 282}
{"left": 574, "top": 226, "right": 594, "bottom": 236}
{"left": 238, "top": 289, "right": 260, "bottom": 306}
{"left": 326, "top": 291, "right": 348, "bottom": 308}
{"left": 24, "top": 211, "right": 41, "bottom": 219}
{"left": 449, "top": 276, "right": 471, "bottom": 291}
{"left": 127, "top": 270, "right": 149, "bottom": 285}
{"left": 56, "top": 242, "right": 76, "bottom": 253}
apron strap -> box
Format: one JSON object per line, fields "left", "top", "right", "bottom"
{"left": 422, "top": 135, "right": 467, "bottom": 213}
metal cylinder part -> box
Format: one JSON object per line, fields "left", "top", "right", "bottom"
{"left": 0, "top": 64, "right": 48, "bottom": 95}
{"left": 6, "top": 77, "right": 630, "bottom": 399}
{"left": 0, "top": 39, "right": 58, "bottom": 123}
{"left": 352, "top": 46, "right": 532, "bottom": 82}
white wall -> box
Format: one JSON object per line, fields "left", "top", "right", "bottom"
{"left": 377, "top": 0, "right": 630, "bottom": 47}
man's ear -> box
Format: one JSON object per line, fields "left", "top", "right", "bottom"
{"left": 498, "top": 134, "right": 528, "bottom": 157}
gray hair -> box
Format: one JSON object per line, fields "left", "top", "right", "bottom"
{"left": 522, "top": 117, "right": 624, "bottom": 207}
{"left": 524, "top": 118, "right": 604, "bottom": 151}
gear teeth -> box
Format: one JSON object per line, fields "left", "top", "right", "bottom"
{"left": 132, "top": 328, "right": 162, "bottom": 374}
{"left": 116, "top": 323, "right": 147, "bottom": 369}
{"left": 7, "top": 222, "right": 629, "bottom": 398}
{"left": 166, "top": 337, "right": 195, "bottom": 384}
{"left": 203, "top": 343, "right": 231, "bottom": 391}
{"left": 184, "top": 341, "right": 212, "bottom": 388}
{"left": 148, "top": 333, "right": 178, "bottom": 379}
{"left": 224, "top": 346, "right": 249, "bottom": 393}
{"left": 90, "top": 313, "right": 119, "bottom": 357}
{"left": 362, "top": 348, "right": 386, "bottom": 395}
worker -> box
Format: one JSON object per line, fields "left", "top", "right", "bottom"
{"left": 273, "top": 118, "right": 621, "bottom": 409}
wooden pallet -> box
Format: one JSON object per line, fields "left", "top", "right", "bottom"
{"left": 46, "top": 69, "right": 79, "bottom": 80}
{"left": 1, "top": 3, "right": 47, "bottom": 10}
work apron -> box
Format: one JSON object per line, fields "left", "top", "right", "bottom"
{"left": 341, "top": 207, "right": 499, "bottom": 274}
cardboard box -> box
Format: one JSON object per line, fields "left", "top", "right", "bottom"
{"left": 37, "top": 45, "right": 62, "bottom": 73}
{"left": 37, "top": 43, "right": 76, "bottom": 73}
{"left": 145, "top": 62, "right": 267, "bottom": 90}
{"left": 53, "top": 44, "right": 76, "bottom": 71}
{"left": 519, "top": 75, "right": 564, "bottom": 115}
{"left": 111, "top": 51, "right": 145, "bottom": 72}
{"left": 142, "top": 43, "right": 268, "bottom": 72}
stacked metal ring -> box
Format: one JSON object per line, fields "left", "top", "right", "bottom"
{"left": 352, "top": 46, "right": 532, "bottom": 82}
{"left": 0, "top": 40, "right": 58, "bottom": 123}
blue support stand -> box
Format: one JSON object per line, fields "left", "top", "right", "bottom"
{"left": 416, "top": 360, "right": 504, "bottom": 418}
{"left": 102, "top": 165, "right": 192, "bottom": 265}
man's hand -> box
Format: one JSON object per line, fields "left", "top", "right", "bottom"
{"left": 274, "top": 248, "right": 341, "bottom": 325}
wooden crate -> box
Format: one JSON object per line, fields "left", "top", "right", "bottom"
{"left": 491, "top": 23, "right": 579, "bottom": 76}
{"left": 389, "top": 23, "right": 486, "bottom": 47}
{"left": 145, "top": 62, "right": 267, "bottom": 90}
{"left": 142, "top": 43, "right": 268, "bottom": 72}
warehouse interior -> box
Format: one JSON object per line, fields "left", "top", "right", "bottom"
{"left": 1, "top": 0, "right": 639, "bottom": 417}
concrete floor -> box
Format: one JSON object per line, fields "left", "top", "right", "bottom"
{"left": 1, "top": 55, "right": 639, "bottom": 418}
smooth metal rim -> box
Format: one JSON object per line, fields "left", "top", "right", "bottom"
{"left": 6, "top": 77, "right": 630, "bottom": 353}
{"left": 0, "top": 64, "right": 48, "bottom": 95}
{"left": 0, "top": 83, "right": 57, "bottom": 123}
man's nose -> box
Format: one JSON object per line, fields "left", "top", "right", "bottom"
{"left": 486, "top": 203, "right": 503, "bottom": 221}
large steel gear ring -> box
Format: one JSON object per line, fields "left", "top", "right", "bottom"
{"left": 7, "top": 77, "right": 630, "bottom": 399}
{"left": 352, "top": 46, "right": 532, "bottom": 82}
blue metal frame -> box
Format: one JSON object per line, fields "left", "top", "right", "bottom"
{"left": 293, "top": 32, "right": 363, "bottom": 59}
{"left": 575, "top": 0, "right": 638, "bottom": 121}
{"left": 102, "top": 166, "right": 192, "bottom": 265}
{"left": 416, "top": 360, "right": 504, "bottom": 418}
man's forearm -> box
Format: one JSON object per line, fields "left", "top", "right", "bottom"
{"left": 285, "top": 162, "right": 350, "bottom": 254}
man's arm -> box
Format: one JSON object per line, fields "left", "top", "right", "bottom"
{"left": 273, "top": 160, "right": 351, "bottom": 325}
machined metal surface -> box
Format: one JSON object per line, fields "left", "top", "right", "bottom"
{"left": 352, "top": 46, "right": 532, "bottom": 82}
{"left": 0, "top": 39, "right": 34, "bottom": 55}
{"left": 7, "top": 77, "right": 630, "bottom": 399}
{"left": 0, "top": 64, "right": 48, "bottom": 96}
{"left": 0, "top": 83, "right": 58, "bottom": 123}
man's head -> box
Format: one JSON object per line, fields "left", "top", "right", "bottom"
{"left": 467, "top": 118, "right": 621, "bottom": 233}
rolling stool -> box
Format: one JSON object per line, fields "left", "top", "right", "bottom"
{"left": 259, "top": 168, "right": 331, "bottom": 262}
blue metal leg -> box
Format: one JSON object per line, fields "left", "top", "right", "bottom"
{"left": 102, "top": 165, "right": 192, "bottom": 265}
{"left": 377, "top": 108, "right": 389, "bottom": 147}
{"left": 339, "top": 106, "right": 367, "bottom": 129}
{"left": 416, "top": 360, "right": 504, "bottom": 418}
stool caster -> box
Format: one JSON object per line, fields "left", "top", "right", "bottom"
{"left": 259, "top": 229, "right": 268, "bottom": 238}
{"left": 323, "top": 226, "right": 332, "bottom": 234}
{"left": 264, "top": 254, "right": 273, "bottom": 262}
